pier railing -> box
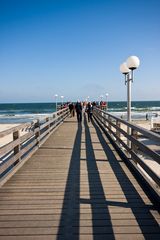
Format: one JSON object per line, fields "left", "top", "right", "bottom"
{"left": 0, "top": 107, "right": 69, "bottom": 186}
{"left": 93, "top": 107, "right": 160, "bottom": 197}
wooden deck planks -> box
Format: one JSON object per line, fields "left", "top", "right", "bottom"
{"left": 0, "top": 116, "right": 159, "bottom": 240}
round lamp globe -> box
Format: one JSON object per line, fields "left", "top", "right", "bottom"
{"left": 120, "top": 62, "right": 131, "bottom": 74}
{"left": 126, "top": 56, "right": 140, "bottom": 70}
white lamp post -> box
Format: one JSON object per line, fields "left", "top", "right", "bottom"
{"left": 120, "top": 55, "right": 140, "bottom": 147}
{"left": 120, "top": 56, "right": 140, "bottom": 122}
{"left": 54, "top": 94, "right": 58, "bottom": 111}
{"left": 99, "top": 95, "right": 104, "bottom": 110}
{"left": 61, "top": 95, "right": 64, "bottom": 105}
{"left": 100, "top": 95, "right": 103, "bottom": 100}
{"left": 105, "top": 93, "right": 109, "bottom": 110}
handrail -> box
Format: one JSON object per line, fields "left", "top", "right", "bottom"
{"left": 0, "top": 122, "right": 32, "bottom": 138}
{"left": 93, "top": 107, "right": 160, "bottom": 197}
{"left": 0, "top": 107, "right": 69, "bottom": 185}
{"left": 99, "top": 109, "right": 160, "bottom": 142}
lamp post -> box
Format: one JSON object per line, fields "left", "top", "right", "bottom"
{"left": 105, "top": 93, "right": 109, "bottom": 110}
{"left": 99, "top": 95, "right": 103, "bottom": 110}
{"left": 99, "top": 95, "right": 104, "bottom": 105}
{"left": 61, "top": 95, "right": 64, "bottom": 105}
{"left": 120, "top": 56, "right": 140, "bottom": 147}
{"left": 54, "top": 94, "right": 58, "bottom": 111}
{"left": 100, "top": 95, "right": 103, "bottom": 101}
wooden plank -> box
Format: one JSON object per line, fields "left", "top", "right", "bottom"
{"left": 76, "top": 225, "right": 160, "bottom": 234}
{"left": 0, "top": 234, "right": 160, "bottom": 240}
{"left": 0, "top": 219, "right": 158, "bottom": 228}
{"left": 0, "top": 227, "right": 60, "bottom": 235}
{"left": 0, "top": 221, "right": 62, "bottom": 227}
{"left": 0, "top": 213, "right": 157, "bottom": 221}
{"left": 0, "top": 226, "right": 158, "bottom": 236}
{"left": 0, "top": 202, "right": 154, "bottom": 210}
{"left": 0, "top": 236, "right": 58, "bottom": 240}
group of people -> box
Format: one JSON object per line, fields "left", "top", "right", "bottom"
{"left": 69, "top": 101, "right": 96, "bottom": 123}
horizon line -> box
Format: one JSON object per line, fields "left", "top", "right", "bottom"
{"left": 0, "top": 100, "right": 160, "bottom": 104}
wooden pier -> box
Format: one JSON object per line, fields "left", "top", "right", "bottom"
{"left": 0, "top": 109, "right": 160, "bottom": 239}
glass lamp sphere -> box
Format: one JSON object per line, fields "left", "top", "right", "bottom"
{"left": 126, "top": 56, "right": 140, "bottom": 70}
{"left": 120, "top": 62, "right": 131, "bottom": 74}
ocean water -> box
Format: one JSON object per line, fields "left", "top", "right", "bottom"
{"left": 107, "top": 101, "right": 160, "bottom": 120}
{"left": 0, "top": 103, "right": 57, "bottom": 123}
{"left": 0, "top": 101, "right": 160, "bottom": 123}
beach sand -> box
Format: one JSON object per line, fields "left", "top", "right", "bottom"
{"left": 0, "top": 124, "right": 19, "bottom": 147}
{"left": 0, "top": 123, "right": 28, "bottom": 148}
{"left": 133, "top": 119, "right": 151, "bottom": 130}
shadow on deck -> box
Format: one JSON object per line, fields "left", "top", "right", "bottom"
{"left": 0, "top": 116, "right": 159, "bottom": 240}
{"left": 56, "top": 116, "right": 160, "bottom": 239}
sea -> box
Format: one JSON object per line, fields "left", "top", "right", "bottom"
{"left": 0, "top": 101, "right": 160, "bottom": 123}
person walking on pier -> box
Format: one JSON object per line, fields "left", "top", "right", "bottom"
{"left": 75, "top": 101, "right": 82, "bottom": 122}
{"left": 69, "top": 102, "right": 75, "bottom": 117}
{"left": 86, "top": 102, "right": 93, "bottom": 122}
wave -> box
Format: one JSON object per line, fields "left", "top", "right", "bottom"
{"left": 0, "top": 113, "right": 52, "bottom": 119}
{"left": 111, "top": 111, "right": 160, "bottom": 120}
{"left": 0, "top": 113, "right": 53, "bottom": 124}
{"left": 108, "top": 108, "right": 125, "bottom": 111}
{"left": 150, "top": 107, "right": 160, "bottom": 110}
{"left": 108, "top": 106, "right": 160, "bottom": 112}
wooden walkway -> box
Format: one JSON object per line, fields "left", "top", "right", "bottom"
{"left": 0, "top": 116, "right": 159, "bottom": 240}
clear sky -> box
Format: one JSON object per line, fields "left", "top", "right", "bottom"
{"left": 0, "top": 0, "right": 160, "bottom": 103}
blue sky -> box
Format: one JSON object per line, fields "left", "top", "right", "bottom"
{"left": 0, "top": 0, "right": 160, "bottom": 103}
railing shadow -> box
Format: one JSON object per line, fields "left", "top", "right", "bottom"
{"left": 83, "top": 116, "right": 115, "bottom": 239}
{"left": 56, "top": 123, "right": 82, "bottom": 240}
{"left": 92, "top": 117, "right": 160, "bottom": 238}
